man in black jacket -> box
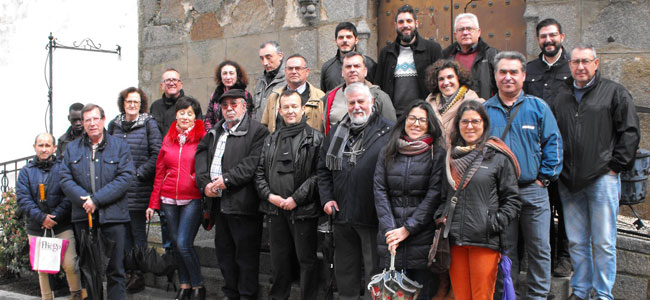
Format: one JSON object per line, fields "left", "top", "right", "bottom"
{"left": 321, "top": 22, "right": 377, "bottom": 93}
{"left": 56, "top": 102, "right": 84, "bottom": 158}
{"left": 442, "top": 13, "right": 498, "bottom": 100}
{"left": 150, "top": 68, "right": 202, "bottom": 137}
{"left": 375, "top": 4, "right": 442, "bottom": 117}
{"left": 318, "top": 82, "right": 393, "bottom": 300}
{"left": 551, "top": 45, "right": 640, "bottom": 300}
{"left": 523, "top": 18, "right": 573, "bottom": 278}
{"left": 195, "top": 89, "right": 269, "bottom": 300}
{"left": 255, "top": 90, "right": 323, "bottom": 300}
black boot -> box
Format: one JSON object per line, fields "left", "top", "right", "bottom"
{"left": 191, "top": 287, "right": 205, "bottom": 300}
{"left": 126, "top": 271, "right": 145, "bottom": 293}
{"left": 174, "top": 288, "right": 191, "bottom": 300}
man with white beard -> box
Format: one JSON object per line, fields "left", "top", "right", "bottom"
{"left": 318, "top": 82, "right": 393, "bottom": 300}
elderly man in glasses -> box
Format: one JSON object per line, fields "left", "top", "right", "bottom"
{"left": 195, "top": 89, "right": 269, "bottom": 300}
{"left": 550, "top": 44, "right": 640, "bottom": 300}
{"left": 442, "top": 12, "right": 498, "bottom": 100}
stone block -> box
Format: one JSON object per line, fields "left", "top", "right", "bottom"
{"left": 181, "top": 77, "right": 214, "bottom": 110}
{"left": 616, "top": 249, "right": 650, "bottom": 277}
{"left": 279, "top": 29, "right": 318, "bottom": 71}
{"left": 621, "top": 56, "right": 650, "bottom": 108}
{"left": 187, "top": 39, "right": 226, "bottom": 80}
{"left": 617, "top": 233, "right": 650, "bottom": 255}
{"left": 225, "top": 32, "right": 279, "bottom": 76}
{"left": 143, "top": 24, "right": 187, "bottom": 48}
{"left": 613, "top": 273, "right": 649, "bottom": 300}
{"left": 190, "top": 12, "right": 223, "bottom": 41}
{"left": 221, "top": 0, "right": 277, "bottom": 38}
{"left": 141, "top": 0, "right": 159, "bottom": 24}
{"left": 158, "top": 0, "right": 186, "bottom": 25}
{"left": 583, "top": 1, "right": 650, "bottom": 51}
{"left": 192, "top": 0, "right": 221, "bottom": 13}
{"left": 318, "top": 23, "right": 339, "bottom": 68}
{"left": 322, "top": 0, "right": 365, "bottom": 22}
{"left": 142, "top": 45, "right": 185, "bottom": 66}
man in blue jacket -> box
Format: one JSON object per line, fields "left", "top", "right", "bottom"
{"left": 485, "top": 51, "right": 563, "bottom": 300}
{"left": 17, "top": 133, "right": 82, "bottom": 299}
{"left": 60, "top": 104, "right": 136, "bottom": 300}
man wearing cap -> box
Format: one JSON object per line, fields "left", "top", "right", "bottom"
{"left": 195, "top": 89, "right": 269, "bottom": 300}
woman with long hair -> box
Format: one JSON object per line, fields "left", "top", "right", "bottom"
{"left": 146, "top": 97, "right": 206, "bottom": 300}
{"left": 425, "top": 59, "right": 483, "bottom": 144}
{"left": 436, "top": 100, "right": 521, "bottom": 300}
{"left": 373, "top": 100, "right": 446, "bottom": 299}
{"left": 204, "top": 60, "right": 252, "bottom": 130}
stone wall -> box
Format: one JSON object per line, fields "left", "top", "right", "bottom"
{"left": 524, "top": 0, "right": 650, "bottom": 219}
{"left": 139, "top": 0, "right": 650, "bottom": 219}
{"left": 138, "top": 0, "right": 378, "bottom": 110}
{"left": 614, "top": 233, "right": 650, "bottom": 299}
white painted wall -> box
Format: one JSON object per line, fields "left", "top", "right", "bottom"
{"left": 0, "top": 0, "right": 138, "bottom": 162}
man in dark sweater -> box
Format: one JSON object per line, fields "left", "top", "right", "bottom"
{"left": 442, "top": 13, "right": 498, "bottom": 100}
{"left": 150, "top": 68, "right": 201, "bottom": 137}
{"left": 375, "top": 4, "right": 442, "bottom": 117}
{"left": 56, "top": 102, "right": 84, "bottom": 158}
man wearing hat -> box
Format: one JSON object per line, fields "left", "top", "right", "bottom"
{"left": 195, "top": 89, "right": 269, "bottom": 300}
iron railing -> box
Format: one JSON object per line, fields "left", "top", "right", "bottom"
{"left": 0, "top": 156, "right": 32, "bottom": 195}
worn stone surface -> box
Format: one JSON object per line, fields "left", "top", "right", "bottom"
{"left": 317, "top": 23, "right": 339, "bottom": 68}
{"left": 190, "top": 12, "right": 222, "bottom": 41}
{"left": 523, "top": 2, "right": 579, "bottom": 59}
{"left": 182, "top": 77, "right": 214, "bottom": 110}
{"left": 187, "top": 39, "right": 226, "bottom": 79}
{"left": 221, "top": 0, "right": 277, "bottom": 38}
{"left": 613, "top": 273, "right": 649, "bottom": 300}
{"left": 583, "top": 1, "right": 650, "bottom": 51}
{"left": 158, "top": 0, "right": 186, "bottom": 25}
{"left": 226, "top": 32, "right": 279, "bottom": 79}
{"left": 143, "top": 24, "right": 186, "bottom": 48}
{"left": 322, "top": 0, "right": 363, "bottom": 22}
{"left": 616, "top": 249, "right": 650, "bottom": 277}
{"left": 192, "top": 0, "right": 221, "bottom": 14}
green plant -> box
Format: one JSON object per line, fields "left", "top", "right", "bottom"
{"left": 0, "top": 188, "right": 30, "bottom": 274}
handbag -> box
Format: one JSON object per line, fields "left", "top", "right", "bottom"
{"left": 427, "top": 225, "right": 450, "bottom": 273}
{"left": 29, "top": 229, "right": 69, "bottom": 274}
{"left": 131, "top": 222, "right": 177, "bottom": 276}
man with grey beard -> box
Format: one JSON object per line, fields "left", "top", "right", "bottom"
{"left": 318, "top": 82, "right": 393, "bottom": 300}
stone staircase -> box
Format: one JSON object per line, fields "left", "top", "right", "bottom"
{"left": 127, "top": 219, "right": 571, "bottom": 300}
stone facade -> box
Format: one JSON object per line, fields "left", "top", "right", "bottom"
{"left": 614, "top": 233, "right": 650, "bottom": 299}
{"left": 139, "top": 0, "right": 650, "bottom": 218}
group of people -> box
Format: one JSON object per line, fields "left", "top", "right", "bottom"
{"left": 15, "top": 4, "right": 640, "bottom": 300}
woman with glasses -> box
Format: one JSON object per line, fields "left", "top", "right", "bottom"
{"left": 425, "top": 59, "right": 483, "bottom": 145}
{"left": 107, "top": 87, "right": 162, "bottom": 293}
{"left": 147, "top": 97, "right": 206, "bottom": 300}
{"left": 204, "top": 60, "right": 252, "bottom": 130}
{"left": 436, "top": 100, "right": 521, "bottom": 300}
{"left": 373, "top": 100, "right": 446, "bottom": 299}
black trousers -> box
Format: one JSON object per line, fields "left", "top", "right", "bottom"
{"left": 213, "top": 212, "right": 263, "bottom": 300}
{"left": 267, "top": 212, "right": 318, "bottom": 300}
{"left": 549, "top": 182, "right": 570, "bottom": 261}
{"left": 333, "top": 224, "right": 378, "bottom": 300}
{"left": 74, "top": 221, "right": 126, "bottom": 300}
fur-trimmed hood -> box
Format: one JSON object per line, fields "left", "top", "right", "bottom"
{"left": 165, "top": 119, "right": 206, "bottom": 145}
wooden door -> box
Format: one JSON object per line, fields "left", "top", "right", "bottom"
{"left": 377, "top": 0, "right": 526, "bottom": 53}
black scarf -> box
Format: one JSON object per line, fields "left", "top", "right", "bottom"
{"left": 274, "top": 117, "right": 307, "bottom": 173}
{"left": 325, "top": 111, "right": 377, "bottom": 171}
{"left": 265, "top": 63, "right": 282, "bottom": 84}
{"left": 34, "top": 156, "right": 55, "bottom": 172}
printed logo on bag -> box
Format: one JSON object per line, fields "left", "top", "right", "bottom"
{"left": 41, "top": 239, "right": 62, "bottom": 252}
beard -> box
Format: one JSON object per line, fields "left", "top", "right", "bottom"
{"left": 397, "top": 27, "right": 418, "bottom": 44}
{"left": 540, "top": 41, "right": 561, "bottom": 57}
{"left": 350, "top": 110, "right": 370, "bottom": 124}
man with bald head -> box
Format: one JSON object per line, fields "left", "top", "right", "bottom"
{"left": 17, "top": 133, "right": 82, "bottom": 299}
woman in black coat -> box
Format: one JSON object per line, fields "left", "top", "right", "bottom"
{"left": 374, "top": 100, "right": 446, "bottom": 299}
{"left": 436, "top": 100, "right": 521, "bottom": 299}
{"left": 204, "top": 60, "right": 253, "bottom": 130}
{"left": 107, "top": 87, "right": 162, "bottom": 293}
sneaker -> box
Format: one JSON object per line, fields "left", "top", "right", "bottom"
{"left": 553, "top": 257, "right": 573, "bottom": 277}
{"left": 126, "top": 272, "right": 145, "bottom": 294}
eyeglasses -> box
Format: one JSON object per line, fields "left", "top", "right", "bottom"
{"left": 538, "top": 32, "right": 560, "bottom": 39}
{"left": 83, "top": 117, "right": 102, "bottom": 125}
{"left": 125, "top": 100, "right": 141, "bottom": 106}
{"left": 220, "top": 100, "right": 241, "bottom": 109}
{"left": 406, "top": 115, "right": 427, "bottom": 125}
{"left": 286, "top": 66, "right": 307, "bottom": 72}
{"left": 569, "top": 58, "right": 596, "bottom": 66}
{"left": 460, "top": 119, "right": 482, "bottom": 127}
{"left": 455, "top": 26, "right": 476, "bottom": 33}
{"left": 162, "top": 78, "right": 181, "bottom": 84}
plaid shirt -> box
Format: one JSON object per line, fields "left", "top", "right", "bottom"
{"left": 209, "top": 121, "right": 241, "bottom": 196}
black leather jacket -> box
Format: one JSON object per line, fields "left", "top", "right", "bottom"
{"left": 255, "top": 125, "right": 323, "bottom": 219}
{"left": 320, "top": 49, "right": 377, "bottom": 93}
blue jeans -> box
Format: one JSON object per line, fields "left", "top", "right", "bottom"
{"left": 162, "top": 200, "right": 203, "bottom": 287}
{"left": 559, "top": 173, "right": 620, "bottom": 300}
{"left": 496, "top": 184, "right": 551, "bottom": 300}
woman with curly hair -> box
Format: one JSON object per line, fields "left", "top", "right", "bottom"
{"left": 425, "top": 59, "right": 483, "bottom": 144}
{"left": 204, "top": 60, "right": 253, "bottom": 130}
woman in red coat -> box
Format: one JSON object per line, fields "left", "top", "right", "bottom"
{"left": 146, "top": 96, "right": 206, "bottom": 300}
